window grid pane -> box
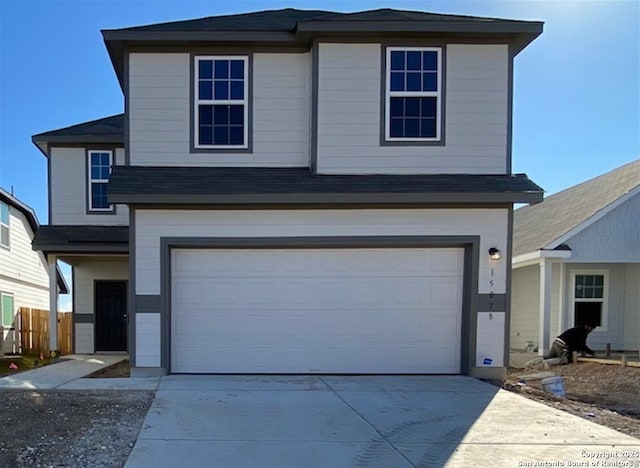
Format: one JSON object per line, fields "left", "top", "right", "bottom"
{"left": 0, "top": 202, "right": 8, "bottom": 225}
{"left": 2, "top": 294, "right": 14, "bottom": 327}
{"left": 575, "top": 275, "right": 604, "bottom": 299}
{"left": 389, "top": 97, "right": 437, "bottom": 138}
{"left": 387, "top": 48, "right": 440, "bottom": 140}
{"left": 91, "top": 183, "right": 109, "bottom": 209}
{"left": 197, "top": 57, "right": 246, "bottom": 147}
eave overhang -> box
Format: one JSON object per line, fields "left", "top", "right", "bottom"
{"left": 32, "top": 225, "right": 129, "bottom": 255}
{"left": 107, "top": 166, "right": 544, "bottom": 207}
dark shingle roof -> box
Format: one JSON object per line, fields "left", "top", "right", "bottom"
{"left": 32, "top": 225, "right": 129, "bottom": 254}
{"left": 513, "top": 160, "right": 640, "bottom": 257}
{"left": 112, "top": 8, "right": 532, "bottom": 33}
{"left": 102, "top": 8, "right": 543, "bottom": 87}
{"left": 108, "top": 166, "right": 543, "bottom": 205}
{"left": 114, "top": 9, "right": 335, "bottom": 32}
{"left": 32, "top": 114, "right": 124, "bottom": 152}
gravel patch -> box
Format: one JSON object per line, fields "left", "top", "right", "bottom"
{"left": 0, "top": 390, "right": 154, "bottom": 467}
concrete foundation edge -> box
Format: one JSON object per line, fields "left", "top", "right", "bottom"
{"left": 470, "top": 366, "right": 506, "bottom": 380}
{"left": 131, "top": 367, "right": 167, "bottom": 378}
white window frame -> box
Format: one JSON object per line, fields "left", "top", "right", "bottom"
{"left": 385, "top": 46, "right": 442, "bottom": 142}
{"left": 570, "top": 270, "right": 608, "bottom": 332}
{"left": 0, "top": 201, "right": 9, "bottom": 250}
{"left": 87, "top": 150, "right": 114, "bottom": 213}
{"left": 194, "top": 55, "right": 249, "bottom": 150}
{"left": 1, "top": 291, "right": 15, "bottom": 329}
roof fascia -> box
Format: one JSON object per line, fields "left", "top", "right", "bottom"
{"left": 545, "top": 185, "right": 640, "bottom": 251}
{"left": 296, "top": 20, "right": 543, "bottom": 35}
{"left": 109, "top": 191, "right": 543, "bottom": 205}
{"left": 512, "top": 249, "right": 572, "bottom": 269}
{"left": 0, "top": 188, "right": 39, "bottom": 232}
{"left": 56, "top": 265, "right": 69, "bottom": 294}
{"left": 34, "top": 244, "right": 129, "bottom": 254}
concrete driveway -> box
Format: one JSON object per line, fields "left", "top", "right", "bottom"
{"left": 125, "top": 375, "right": 638, "bottom": 468}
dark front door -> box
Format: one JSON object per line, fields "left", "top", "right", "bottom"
{"left": 95, "top": 281, "right": 127, "bottom": 352}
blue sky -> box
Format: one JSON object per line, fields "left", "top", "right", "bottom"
{"left": 0, "top": 1, "right": 638, "bottom": 308}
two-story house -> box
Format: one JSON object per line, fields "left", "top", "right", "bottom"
{"left": 32, "top": 8, "right": 543, "bottom": 378}
{"left": 0, "top": 188, "right": 68, "bottom": 354}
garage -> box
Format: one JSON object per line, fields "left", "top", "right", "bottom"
{"left": 171, "top": 247, "right": 463, "bottom": 374}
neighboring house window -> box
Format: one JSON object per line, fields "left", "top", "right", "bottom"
{"left": 194, "top": 56, "right": 248, "bottom": 149}
{"left": 0, "top": 201, "right": 9, "bottom": 249}
{"left": 88, "top": 150, "right": 113, "bottom": 212}
{"left": 1, "top": 292, "right": 14, "bottom": 328}
{"left": 573, "top": 273, "right": 607, "bottom": 330}
{"left": 385, "top": 47, "right": 442, "bottom": 142}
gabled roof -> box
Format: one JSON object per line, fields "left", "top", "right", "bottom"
{"left": 103, "top": 8, "right": 543, "bottom": 88}
{"left": 0, "top": 188, "right": 69, "bottom": 293}
{"left": 513, "top": 160, "right": 640, "bottom": 257}
{"left": 108, "top": 166, "right": 543, "bottom": 205}
{"left": 32, "top": 114, "right": 124, "bottom": 156}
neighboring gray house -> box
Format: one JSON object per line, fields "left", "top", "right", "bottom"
{"left": 0, "top": 188, "right": 68, "bottom": 354}
{"left": 31, "top": 8, "right": 544, "bottom": 378}
{"left": 510, "top": 160, "right": 640, "bottom": 355}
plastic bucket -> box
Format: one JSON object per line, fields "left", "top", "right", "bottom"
{"left": 541, "top": 376, "right": 565, "bottom": 397}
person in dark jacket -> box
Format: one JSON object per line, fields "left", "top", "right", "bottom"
{"left": 544, "top": 324, "right": 596, "bottom": 364}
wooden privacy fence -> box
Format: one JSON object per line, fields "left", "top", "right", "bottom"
{"left": 18, "top": 308, "right": 73, "bottom": 356}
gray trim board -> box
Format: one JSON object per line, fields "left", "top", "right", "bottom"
{"left": 310, "top": 40, "right": 319, "bottom": 173}
{"left": 71, "top": 266, "right": 76, "bottom": 354}
{"left": 506, "top": 45, "right": 514, "bottom": 174}
{"left": 135, "top": 295, "right": 161, "bottom": 313}
{"left": 379, "top": 43, "right": 446, "bottom": 147}
{"left": 47, "top": 151, "right": 53, "bottom": 223}
{"left": 189, "top": 52, "right": 254, "bottom": 154}
{"left": 476, "top": 294, "right": 506, "bottom": 312}
{"left": 124, "top": 50, "right": 131, "bottom": 166}
{"left": 74, "top": 314, "right": 95, "bottom": 324}
{"left": 128, "top": 208, "right": 136, "bottom": 367}
{"left": 504, "top": 206, "right": 514, "bottom": 367}
{"left": 159, "top": 235, "right": 481, "bottom": 375}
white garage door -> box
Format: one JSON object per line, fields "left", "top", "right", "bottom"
{"left": 171, "top": 248, "right": 463, "bottom": 374}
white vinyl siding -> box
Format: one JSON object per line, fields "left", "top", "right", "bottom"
{"left": 0, "top": 207, "right": 50, "bottom": 292}
{"left": 135, "top": 208, "right": 508, "bottom": 296}
{"left": 172, "top": 248, "right": 463, "bottom": 373}
{"left": 73, "top": 258, "right": 129, "bottom": 354}
{"left": 128, "top": 52, "right": 310, "bottom": 166}
{"left": 49, "top": 147, "right": 128, "bottom": 225}
{"left": 509, "top": 264, "right": 540, "bottom": 351}
{"left": 563, "top": 193, "right": 640, "bottom": 263}
{"left": 623, "top": 264, "right": 639, "bottom": 350}
{"left": 317, "top": 43, "right": 509, "bottom": 174}
{"left": 0, "top": 205, "right": 51, "bottom": 353}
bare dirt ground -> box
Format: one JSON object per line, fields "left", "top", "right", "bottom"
{"left": 0, "top": 390, "right": 153, "bottom": 468}
{"left": 503, "top": 362, "right": 640, "bottom": 438}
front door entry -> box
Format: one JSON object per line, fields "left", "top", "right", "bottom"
{"left": 95, "top": 281, "right": 127, "bottom": 352}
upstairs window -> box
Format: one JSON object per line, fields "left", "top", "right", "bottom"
{"left": 88, "top": 150, "right": 113, "bottom": 212}
{"left": 385, "top": 47, "right": 442, "bottom": 142}
{"left": 0, "top": 202, "right": 9, "bottom": 249}
{"left": 195, "top": 56, "right": 248, "bottom": 149}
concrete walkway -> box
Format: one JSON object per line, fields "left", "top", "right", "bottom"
{"left": 126, "top": 375, "right": 639, "bottom": 468}
{"left": 0, "top": 354, "right": 159, "bottom": 390}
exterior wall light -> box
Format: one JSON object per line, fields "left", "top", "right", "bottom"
{"left": 489, "top": 247, "right": 502, "bottom": 260}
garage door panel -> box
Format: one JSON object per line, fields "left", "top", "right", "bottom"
{"left": 172, "top": 248, "right": 463, "bottom": 374}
